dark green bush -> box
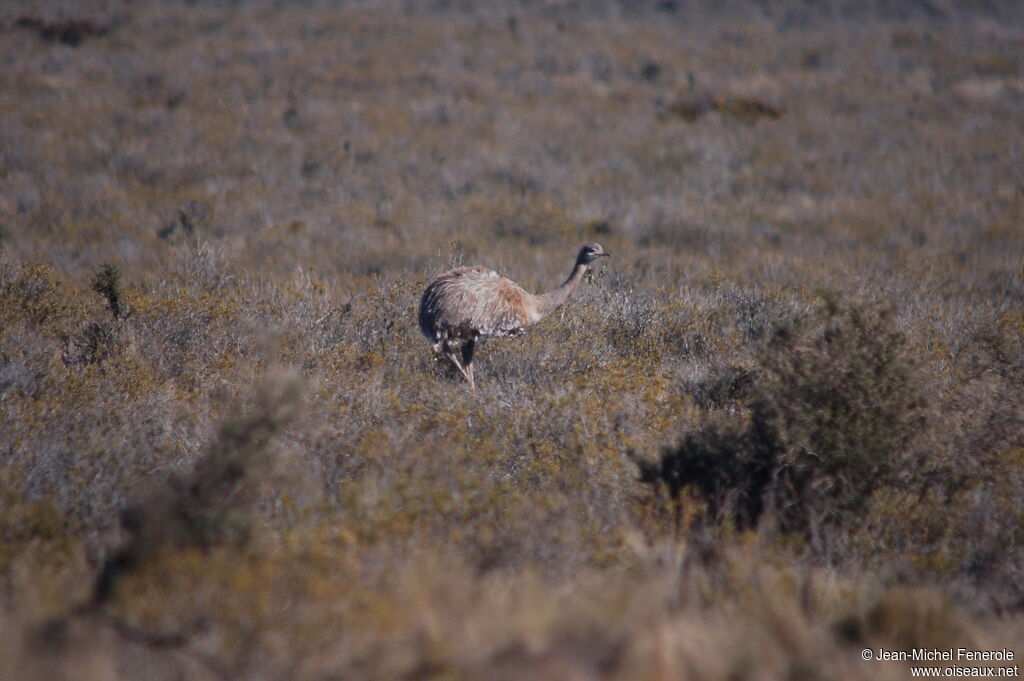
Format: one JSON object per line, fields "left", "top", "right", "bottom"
{"left": 641, "top": 298, "right": 935, "bottom": 539}
{"left": 90, "top": 264, "right": 123, "bottom": 320}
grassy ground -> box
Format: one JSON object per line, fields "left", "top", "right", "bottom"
{"left": 2, "top": 1, "right": 1023, "bottom": 679}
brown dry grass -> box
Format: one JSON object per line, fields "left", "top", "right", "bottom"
{"left": 2, "top": 1, "right": 1023, "bottom": 679}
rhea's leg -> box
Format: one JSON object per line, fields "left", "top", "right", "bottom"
{"left": 442, "top": 350, "right": 468, "bottom": 387}
{"left": 443, "top": 342, "right": 473, "bottom": 387}
{"left": 461, "top": 339, "right": 476, "bottom": 389}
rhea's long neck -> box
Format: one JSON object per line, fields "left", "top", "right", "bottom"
{"left": 535, "top": 263, "right": 587, "bottom": 319}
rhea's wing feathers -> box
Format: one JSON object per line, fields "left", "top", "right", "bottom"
{"left": 419, "top": 267, "right": 537, "bottom": 341}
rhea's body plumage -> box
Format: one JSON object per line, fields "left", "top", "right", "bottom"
{"left": 418, "top": 243, "right": 610, "bottom": 388}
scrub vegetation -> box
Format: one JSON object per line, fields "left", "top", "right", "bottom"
{"left": 2, "top": 1, "right": 1023, "bottom": 679}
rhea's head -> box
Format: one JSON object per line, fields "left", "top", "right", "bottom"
{"left": 576, "top": 242, "right": 611, "bottom": 266}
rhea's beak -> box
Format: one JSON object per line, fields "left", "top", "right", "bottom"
{"left": 601, "top": 252, "right": 611, "bottom": 258}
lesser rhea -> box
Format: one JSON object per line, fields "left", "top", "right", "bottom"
{"left": 418, "top": 243, "right": 610, "bottom": 388}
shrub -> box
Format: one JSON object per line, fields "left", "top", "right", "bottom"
{"left": 61, "top": 320, "right": 121, "bottom": 367}
{"left": 639, "top": 298, "right": 935, "bottom": 542}
{"left": 1, "top": 261, "right": 72, "bottom": 328}
{"left": 90, "top": 264, "right": 123, "bottom": 320}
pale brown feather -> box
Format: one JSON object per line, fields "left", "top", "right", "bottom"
{"left": 419, "top": 266, "right": 539, "bottom": 343}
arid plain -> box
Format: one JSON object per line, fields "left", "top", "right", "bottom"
{"left": 2, "top": 1, "right": 1023, "bottom": 679}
